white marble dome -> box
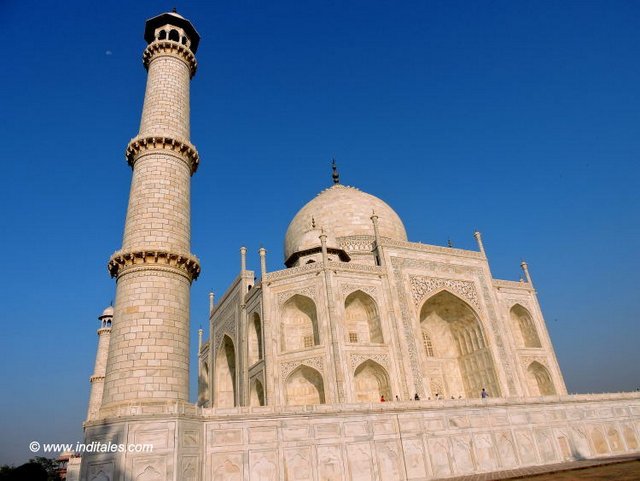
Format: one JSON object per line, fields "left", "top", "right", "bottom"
{"left": 284, "top": 184, "right": 408, "bottom": 261}
{"left": 100, "top": 306, "right": 114, "bottom": 318}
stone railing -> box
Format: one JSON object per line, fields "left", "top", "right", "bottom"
{"left": 493, "top": 279, "right": 533, "bottom": 290}
{"left": 382, "top": 238, "right": 485, "bottom": 259}
{"left": 89, "top": 391, "right": 640, "bottom": 424}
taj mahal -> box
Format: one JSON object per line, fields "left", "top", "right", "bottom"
{"left": 73, "top": 10, "right": 640, "bottom": 481}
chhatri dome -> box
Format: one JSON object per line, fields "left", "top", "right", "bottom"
{"left": 284, "top": 166, "right": 408, "bottom": 263}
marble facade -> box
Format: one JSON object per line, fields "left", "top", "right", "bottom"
{"left": 78, "top": 10, "right": 640, "bottom": 481}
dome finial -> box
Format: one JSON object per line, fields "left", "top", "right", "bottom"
{"left": 331, "top": 158, "right": 340, "bottom": 184}
{"left": 311, "top": 216, "right": 316, "bottom": 228}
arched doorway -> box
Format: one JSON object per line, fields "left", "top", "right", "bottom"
{"left": 198, "top": 361, "right": 209, "bottom": 405}
{"left": 420, "top": 290, "right": 500, "bottom": 398}
{"left": 285, "top": 365, "right": 325, "bottom": 405}
{"left": 248, "top": 312, "right": 262, "bottom": 365}
{"left": 215, "top": 335, "right": 236, "bottom": 407}
{"left": 510, "top": 305, "right": 542, "bottom": 348}
{"left": 353, "top": 360, "right": 390, "bottom": 402}
{"left": 250, "top": 378, "right": 265, "bottom": 406}
{"left": 281, "top": 295, "right": 319, "bottom": 352}
{"left": 344, "top": 291, "right": 383, "bottom": 344}
{"left": 526, "top": 361, "right": 556, "bottom": 395}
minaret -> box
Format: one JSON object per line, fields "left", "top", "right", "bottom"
{"left": 86, "top": 306, "right": 113, "bottom": 420}
{"left": 102, "top": 11, "right": 201, "bottom": 408}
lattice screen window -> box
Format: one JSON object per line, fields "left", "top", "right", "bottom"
{"left": 348, "top": 332, "right": 359, "bottom": 343}
{"left": 303, "top": 336, "right": 314, "bottom": 348}
{"left": 422, "top": 331, "right": 434, "bottom": 357}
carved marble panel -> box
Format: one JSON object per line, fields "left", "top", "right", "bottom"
{"left": 87, "top": 462, "right": 114, "bottom": 481}
{"left": 402, "top": 438, "right": 429, "bottom": 480}
{"left": 623, "top": 424, "right": 638, "bottom": 450}
{"left": 410, "top": 275, "right": 480, "bottom": 309}
{"left": 209, "top": 428, "right": 243, "bottom": 446}
{"left": 314, "top": 423, "right": 341, "bottom": 439}
{"left": 282, "top": 425, "right": 311, "bottom": 442}
{"left": 346, "top": 443, "right": 375, "bottom": 481}
{"left": 515, "top": 430, "right": 538, "bottom": 465}
{"left": 570, "top": 426, "right": 591, "bottom": 459}
{"left": 607, "top": 426, "right": 624, "bottom": 452}
{"left": 132, "top": 458, "right": 166, "bottom": 481}
{"left": 375, "top": 441, "right": 404, "bottom": 480}
{"left": 349, "top": 353, "right": 389, "bottom": 371}
{"left": 181, "top": 456, "right": 198, "bottom": 481}
{"left": 211, "top": 453, "right": 242, "bottom": 481}
{"left": 451, "top": 435, "right": 474, "bottom": 474}
{"left": 373, "top": 419, "right": 396, "bottom": 436}
{"left": 280, "top": 357, "right": 324, "bottom": 379}
{"left": 317, "top": 444, "right": 345, "bottom": 481}
{"left": 427, "top": 438, "right": 452, "bottom": 477}
{"left": 133, "top": 428, "right": 171, "bottom": 450}
{"left": 183, "top": 430, "right": 200, "bottom": 448}
{"left": 473, "top": 433, "right": 497, "bottom": 471}
{"left": 249, "top": 427, "right": 278, "bottom": 445}
{"left": 590, "top": 426, "right": 609, "bottom": 455}
{"left": 344, "top": 421, "right": 370, "bottom": 437}
{"left": 249, "top": 450, "right": 278, "bottom": 481}
{"left": 284, "top": 447, "right": 313, "bottom": 481}
{"left": 535, "top": 429, "right": 558, "bottom": 463}
{"left": 495, "top": 432, "right": 518, "bottom": 468}
{"left": 341, "top": 284, "right": 378, "bottom": 298}
{"left": 277, "top": 287, "right": 317, "bottom": 306}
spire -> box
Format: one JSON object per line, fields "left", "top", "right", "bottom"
{"left": 331, "top": 158, "right": 340, "bottom": 184}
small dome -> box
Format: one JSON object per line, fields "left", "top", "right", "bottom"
{"left": 284, "top": 184, "right": 407, "bottom": 261}
{"left": 100, "top": 306, "right": 114, "bottom": 318}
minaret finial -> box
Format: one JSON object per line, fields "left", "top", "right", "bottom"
{"left": 172, "top": 7, "right": 178, "bottom": 13}
{"left": 332, "top": 158, "right": 340, "bottom": 184}
{"left": 311, "top": 216, "right": 316, "bottom": 228}
{"left": 447, "top": 238, "right": 453, "bottom": 248}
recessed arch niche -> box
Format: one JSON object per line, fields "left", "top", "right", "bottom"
{"left": 344, "top": 290, "right": 383, "bottom": 344}
{"left": 280, "top": 295, "right": 319, "bottom": 352}
{"left": 215, "top": 335, "right": 236, "bottom": 407}
{"left": 510, "top": 304, "right": 542, "bottom": 348}
{"left": 248, "top": 312, "right": 263, "bottom": 365}
{"left": 526, "top": 361, "right": 556, "bottom": 396}
{"left": 285, "top": 365, "right": 325, "bottom": 406}
{"left": 419, "top": 290, "right": 500, "bottom": 398}
{"left": 250, "top": 378, "right": 265, "bottom": 406}
{"left": 353, "top": 360, "right": 390, "bottom": 402}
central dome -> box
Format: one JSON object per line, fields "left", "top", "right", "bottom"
{"left": 284, "top": 184, "right": 408, "bottom": 262}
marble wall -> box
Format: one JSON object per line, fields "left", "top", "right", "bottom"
{"left": 81, "top": 392, "right": 640, "bottom": 480}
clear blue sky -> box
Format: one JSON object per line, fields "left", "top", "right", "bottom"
{"left": 1, "top": 0, "right": 639, "bottom": 465}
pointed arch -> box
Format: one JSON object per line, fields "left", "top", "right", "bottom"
{"left": 248, "top": 312, "right": 263, "bottom": 366}
{"left": 344, "top": 290, "right": 383, "bottom": 344}
{"left": 526, "top": 361, "right": 556, "bottom": 396}
{"left": 281, "top": 295, "right": 319, "bottom": 352}
{"left": 353, "top": 360, "right": 390, "bottom": 402}
{"left": 510, "top": 304, "right": 542, "bottom": 348}
{"left": 215, "top": 335, "right": 236, "bottom": 407}
{"left": 285, "top": 365, "right": 325, "bottom": 406}
{"left": 419, "top": 290, "right": 500, "bottom": 398}
{"left": 250, "top": 378, "right": 265, "bottom": 406}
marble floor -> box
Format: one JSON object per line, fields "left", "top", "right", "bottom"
{"left": 443, "top": 455, "right": 640, "bottom": 480}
